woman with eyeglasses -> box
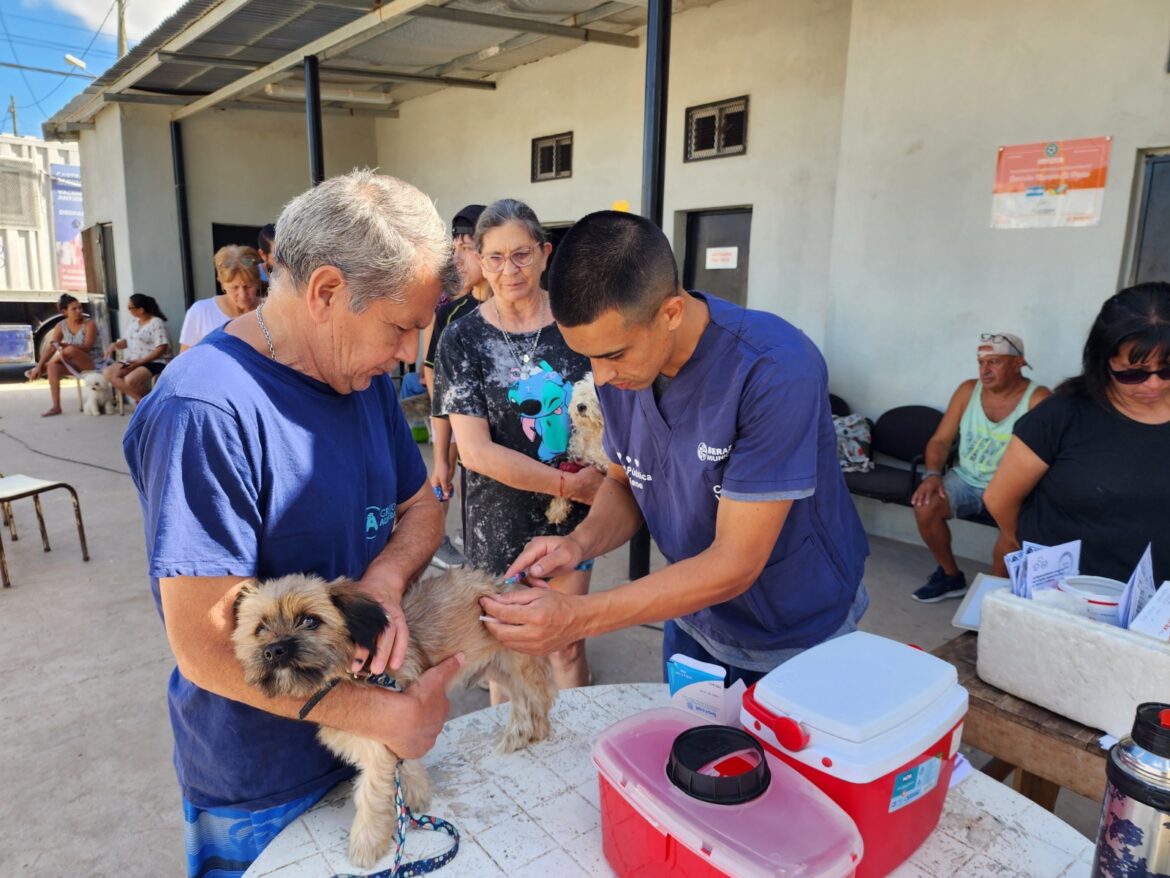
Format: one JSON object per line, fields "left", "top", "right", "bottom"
{"left": 985, "top": 283, "right": 1170, "bottom": 582}
{"left": 433, "top": 198, "right": 601, "bottom": 692}
{"left": 103, "top": 294, "right": 171, "bottom": 404}
{"left": 178, "top": 245, "right": 263, "bottom": 352}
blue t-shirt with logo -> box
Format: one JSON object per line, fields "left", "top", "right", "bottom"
{"left": 123, "top": 329, "right": 428, "bottom": 810}
{"left": 598, "top": 294, "right": 868, "bottom": 664}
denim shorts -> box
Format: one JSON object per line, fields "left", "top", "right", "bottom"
{"left": 943, "top": 470, "right": 985, "bottom": 519}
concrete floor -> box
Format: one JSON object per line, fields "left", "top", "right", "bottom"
{"left": 0, "top": 374, "right": 1100, "bottom": 877}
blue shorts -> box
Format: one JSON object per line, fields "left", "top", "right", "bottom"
{"left": 943, "top": 470, "right": 985, "bottom": 520}
{"left": 181, "top": 786, "right": 332, "bottom": 878}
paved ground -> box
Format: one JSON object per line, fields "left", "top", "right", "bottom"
{"left": 0, "top": 375, "right": 1100, "bottom": 877}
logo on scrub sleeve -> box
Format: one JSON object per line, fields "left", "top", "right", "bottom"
{"left": 613, "top": 449, "right": 653, "bottom": 490}
{"left": 364, "top": 504, "right": 396, "bottom": 540}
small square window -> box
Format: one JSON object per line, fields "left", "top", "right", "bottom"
{"left": 532, "top": 132, "right": 573, "bottom": 182}
{"left": 685, "top": 97, "right": 749, "bottom": 162}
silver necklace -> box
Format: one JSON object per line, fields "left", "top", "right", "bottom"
{"left": 493, "top": 297, "right": 545, "bottom": 367}
{"left": 255, "top": 303, "right": 276, "bottom": 360}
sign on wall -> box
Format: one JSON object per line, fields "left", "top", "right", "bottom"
{"left": 990, "top": 137, "right": 1112, "bottom": 229}
{"left": 50, "top": 163, "right": 87, "bottom": 291}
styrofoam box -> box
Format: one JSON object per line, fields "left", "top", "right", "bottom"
{"left": 977, "top": 587, "right": 1170, "bottom": 738}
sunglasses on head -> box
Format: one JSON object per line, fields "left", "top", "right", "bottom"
{"left": 1110, "top": 364, "right": 1170, "bottom": 385}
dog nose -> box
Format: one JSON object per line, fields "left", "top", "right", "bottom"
{"left": 263, "top": 639, "right": 297, "bottom": 665}
{"left": 576, "top": 403, "right": 587, "bottom": 413}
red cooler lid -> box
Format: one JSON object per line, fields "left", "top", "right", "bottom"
{"left": 753, "top": 631, "right": 958, "bottom": 744}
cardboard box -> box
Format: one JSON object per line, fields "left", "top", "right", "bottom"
{"left": 977, "top": 587, "right": 1170, "bottom": 738}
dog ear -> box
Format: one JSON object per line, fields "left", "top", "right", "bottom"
{"left": 330, "top": 583, "right": 389, "bottom": 652}
{"left": 232, "top": 579, "right": 260, "bottom": 618}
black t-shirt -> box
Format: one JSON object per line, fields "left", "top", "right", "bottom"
{"left": 432, "top": 309, "right": 591, "bottom": 574}
{"left": 1014, "top": 393, "right": 1170, "bottom": 582}
{"left": 424, "top": 294, "right": 479, "bottom": 369}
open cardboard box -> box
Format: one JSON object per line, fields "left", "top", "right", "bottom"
{"left": 976, "top": 586, "right": 1170, "bottom": 738}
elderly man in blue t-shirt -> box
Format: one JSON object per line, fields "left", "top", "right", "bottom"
{"left": 123, "top": 171, "right": 464, "bottom": 878}
{"left": 482, "top": 211, "right": 869, "bottom": 687}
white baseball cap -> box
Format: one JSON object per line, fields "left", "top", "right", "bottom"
{"left": 978, "top": 332, "right": 1030, "bottom": 367}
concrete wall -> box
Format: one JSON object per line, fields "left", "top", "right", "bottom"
{"left": 375, "top": 0, "right": 853, "bottom": 344}
{"left": 79, "top": 107, "right": 134, "bottom": 302}
{"left": 826, "top": 0, "right": 1170, "bottom": 417}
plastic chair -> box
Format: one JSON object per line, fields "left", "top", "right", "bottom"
{"left": 843, "top": 405, "right": 943, "bottom": 504}
{"left": 0, "top": 474, "right": 90, "bottom": 588}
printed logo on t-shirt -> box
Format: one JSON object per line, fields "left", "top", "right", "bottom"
{"left": 697, "top": 442, "right": 732, "bottom": 463}
{"left": 613, "top": 449, "right": 654, "bottom": 490}
{"left": 364, "top": 504, "right": 396, "bottom": 541}
{"left": 507, "top": 360, "right": 571, "bottom": 463}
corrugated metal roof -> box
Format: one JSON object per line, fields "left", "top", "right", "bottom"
{"left": 44, "top": 0, "right": 711, "bottom": 137}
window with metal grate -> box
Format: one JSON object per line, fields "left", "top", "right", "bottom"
{"left": 531, "top": 132, "right": 573, "bottom": 182}
{"left": 0, "top": 159, "right": 39, "bottom": 228}
{"left": 685, "top": 96, "right": 749, "bottom": 162}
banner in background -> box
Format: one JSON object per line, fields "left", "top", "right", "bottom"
{"left": 991, "top": 137, "right": 1112, "bottom": 229}
{"left": 50, "top": 163, "right": 87, "bottom": 291}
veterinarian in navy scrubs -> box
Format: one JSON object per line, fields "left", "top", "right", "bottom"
{"left": 123, "top": 172, "right": 464, "bottom": 878}
{"left": 486, "top": 210, "right": 870, "bottom": 686}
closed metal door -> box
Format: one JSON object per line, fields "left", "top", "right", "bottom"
{"left": 682, "top": 208, "right": 752, "bottom": 306}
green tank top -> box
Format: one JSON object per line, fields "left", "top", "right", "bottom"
{"left": 954, "top": 380, "right": 1039, "bottom": 489}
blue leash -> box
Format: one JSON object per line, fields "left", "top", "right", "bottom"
{"left": 330, "top": 673, "right": 460, "bottom": 878}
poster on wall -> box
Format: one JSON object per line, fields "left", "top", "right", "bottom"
{"left": 50, "top": 163, "right": 87, "bottom": 291}
{"left": 990, "top": 137, "right": 1112, "bottom": 229}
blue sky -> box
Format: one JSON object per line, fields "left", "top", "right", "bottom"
{"left": 0, "top": 0, "right": 184, "bottom": 138}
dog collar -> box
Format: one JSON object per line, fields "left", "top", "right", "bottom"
{"left": 297, "top": 671, "right": 402, "bottom": 721}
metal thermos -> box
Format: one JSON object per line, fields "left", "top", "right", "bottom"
{"left": 1093, "top": 702, "right": 1170, "bottom": 877}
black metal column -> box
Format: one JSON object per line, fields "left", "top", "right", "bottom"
{"left": 629, "top": 0, "right": 672, "bottom": 581}
{"left": 304, "top": 54, "right": 325, "bottom": 186}
{"left": 170, "top": 120, "right": 195, "bottom": 310}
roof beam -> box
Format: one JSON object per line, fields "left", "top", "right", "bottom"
{"left": 157, "top": 51, "right": 496, "bottom": 90}
{"left": 409, "top": 6, "right": 639, "bottom": 48}
{"left": 105, "top": 91, "right": 397, "bottom": 118}
{"left": 171, "top": 0, "right": 434, "bottom": 121}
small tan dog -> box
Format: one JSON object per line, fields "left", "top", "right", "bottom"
{"left": 547, "top": 376, "right": 611, "bottom": 524}
{"left": 232, "top": 568, "right": 556, "bottom": 869}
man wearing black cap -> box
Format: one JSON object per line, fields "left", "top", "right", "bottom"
{"left": 422, "top": 204, "right": 489, "bottom": 569}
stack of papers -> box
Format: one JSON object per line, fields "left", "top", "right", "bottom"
{"left": 1005, "top": 540, "right": 1170, "bottom": 641}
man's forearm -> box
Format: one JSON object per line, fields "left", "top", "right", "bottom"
{"left": 568, "top": 476, "right": 644, "bottom": 560}
{"left": 364, "top": 493, "right": 443, "bottom": 598}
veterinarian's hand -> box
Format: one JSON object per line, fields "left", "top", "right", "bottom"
{"left": 394, "top": 652, "right": 465, "bottom": 758}
{"left": 430, "top": 458, "right": 453, "bottom": 500}
{"left": 565, "top": 467, "right": 605, "bottom": 505}
{"left": 502, "top": 535, "right": 585, "bottom": 587}
{"left": 911, "top": 474, "right": 946, "bottom": 508}
{"left": 480, "top": 590, "right": 583, "bottom": 655}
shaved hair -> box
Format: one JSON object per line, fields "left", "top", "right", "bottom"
{"left": 548, "top": 211, "right": 679, "bottom": 327}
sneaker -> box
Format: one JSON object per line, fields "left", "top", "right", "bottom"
{"left": 912, "top": 567, "right": 968, "bottom": 603}
{"left": 431, "top": 536, "right": 465, "bottom": 570}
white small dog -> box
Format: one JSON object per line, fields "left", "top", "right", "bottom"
{"left": 80, "top": 372, "right": 115, "bottom": 416}
{"left": 547, "top": 376, "right": 611, "bottom": 524}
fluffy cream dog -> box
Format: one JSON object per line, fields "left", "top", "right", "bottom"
{"left": 547, "top": 376, "right": 610, "bottom": 524}
{"left": 232, "top": 568, "right": 555, "bottom": 869}
{"left": 80, "top": 371, "right": 114, "bottom": 416}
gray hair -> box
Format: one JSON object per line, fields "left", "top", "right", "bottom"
{"left": 273, "top": 169, "right": 458, "bottom": 312}
{"left": 475, "top": 198, "right": 547, "bottom": 249}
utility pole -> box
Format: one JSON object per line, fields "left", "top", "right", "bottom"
{"left": 7, "top": 96, "right": 15, "bottom": 136}
{"left": 116, "top": 0, "right": 128, "bottom": 57}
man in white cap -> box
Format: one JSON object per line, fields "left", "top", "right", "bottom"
{"left": 910, "top": 332, "right": 1050, "bottom": 602}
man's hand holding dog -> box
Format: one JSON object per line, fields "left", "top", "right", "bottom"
{"left": 350, "top": 570, "right": 411, "bottom": 676}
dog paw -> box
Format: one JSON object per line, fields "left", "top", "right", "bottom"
{"left": 347, "top": 826, "right": 390, "bottom": 870}
{"left": 399, "top": 759, "right": 432, "bottom": 813}
{"left": 496, "top": 714, "right": 550, "bottom": 753}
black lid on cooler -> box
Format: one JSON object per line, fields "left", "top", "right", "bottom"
{"left": 667, "top": 725, "right": 771, "bottom": 805}
{"left": 1132, "top": 702, "right": 1170, "bottom": 758}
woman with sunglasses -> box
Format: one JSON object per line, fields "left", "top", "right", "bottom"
{"left": 103, "top": 294, "right": 171, "bottom": 404}
{"left": 985, "top": 283, "right": 1170, "bottom": 582}
{"left": 433, "top": 198, "right": 602, "bottom": 692}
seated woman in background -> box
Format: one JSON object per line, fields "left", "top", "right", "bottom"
{"left": 24, "top": 293, "right": 104, "bottom": 417}
{"left": 178, "top": 245, "right": 262, "bottom": 352}
{"left": 985, "top": 283, "right": 1170, "bottom": 583}
{"left": 103, "top": 294, "right": 171, "bottom": 404}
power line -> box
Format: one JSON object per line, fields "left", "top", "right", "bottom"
{"left": 2, "top": 11, "right": 121, "bottom": 37}
{"left": 0, "top": 7, "right": 47, "bottom": 115}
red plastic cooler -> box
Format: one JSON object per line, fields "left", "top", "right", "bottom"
{"left": 741, "top": 631, "right": 968, "bottom": 878}
{"left": 593, "top": 707, "right": 863, "bottom": 878}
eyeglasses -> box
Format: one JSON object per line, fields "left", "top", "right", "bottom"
{"left": 1109, "top": 365, "right": 1170, "bottom": 385}
{"left": 479, "top": 247, "right": 537, "bottom": 273}
{"left": 980, "top": 333, "right": 1023, "bottom": 358}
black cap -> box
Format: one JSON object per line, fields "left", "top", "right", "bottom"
{"left": 452, "top": 204, "right": 485, "bottom": 236}
{"left": 1132, "top": 702, "right": 1170, "bottom": 758}
{"left": 667, "top": 725, "right": 770, "bottom": 805}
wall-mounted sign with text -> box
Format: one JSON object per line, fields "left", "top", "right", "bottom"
{"left": 705, "top": 246, "right": 739, "bottom": 270}
{"left": 990, "top": 137, "right": 1112, "bottom": 229}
